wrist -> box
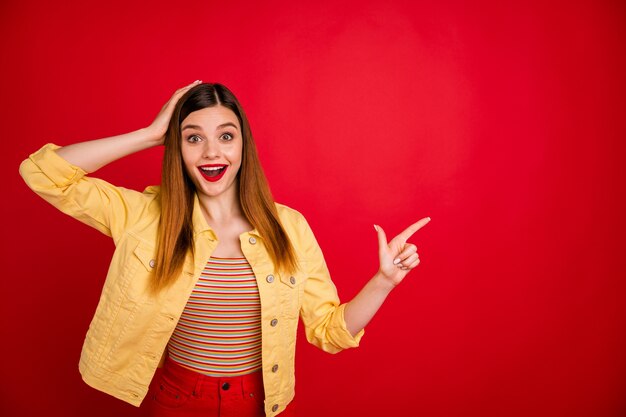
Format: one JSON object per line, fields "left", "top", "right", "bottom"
{"left": 139, "top": 126, "right": 165, "bottom": 145}
{"left": 372, "top": 271, "right": 397, "bottom": 293}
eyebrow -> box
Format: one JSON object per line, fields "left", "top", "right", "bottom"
{"left": 181, "top": 122, "right": 239, "bottom": 131}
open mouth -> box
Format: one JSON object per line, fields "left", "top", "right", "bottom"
{"left": 198, "top": 165, "right": 228, "bottom": 182}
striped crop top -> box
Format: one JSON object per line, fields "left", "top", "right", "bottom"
{"left": 167, "top": 256, "right": 262, "bottom": 376}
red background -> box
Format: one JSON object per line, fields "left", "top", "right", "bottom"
{"left": 2, "top": 1, "right": 625, "bottom": 416}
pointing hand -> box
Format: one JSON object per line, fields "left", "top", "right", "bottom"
{"left": 374, "top": 217, "right": 431, "bottom": 287}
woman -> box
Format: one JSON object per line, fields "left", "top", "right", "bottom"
{"left": 19, "top": 80, "right": 430, "bottom": 417}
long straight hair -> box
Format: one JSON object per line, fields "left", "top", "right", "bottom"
{"left": 152, "top": 83, "right": 297, "bottom": 293}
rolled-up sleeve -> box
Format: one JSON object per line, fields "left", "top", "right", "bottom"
{"left": 20, "top": 143, "right": 87, "bottom": 187}
{"left": 19, "top": 143, "right": 154, "bottom": 241}
{"left": 296, "top": 213, "right": 365, "bottom": 353}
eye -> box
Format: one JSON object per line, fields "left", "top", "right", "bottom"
{"left": 220, "top": 132, "right": 234, "bottom": 141}
{"left": 186, "top": 134, "right": 202, "bottom": 143}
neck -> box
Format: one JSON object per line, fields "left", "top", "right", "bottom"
{"left": 198, "top": 195, "right": 244, "bottom": 226}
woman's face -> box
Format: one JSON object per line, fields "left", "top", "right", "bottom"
{"left": 180, "top": 106, "right": 243, "bottom": 202}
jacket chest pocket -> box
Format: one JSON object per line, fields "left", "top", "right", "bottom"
{"left": 115, "top": 240, "right": 157, "bottom": 302}
{"left": 133, "top": 241, "right": 157, "bottom": 272}
{"left": 278, "top": 272, "right": 305, "bottom": 319}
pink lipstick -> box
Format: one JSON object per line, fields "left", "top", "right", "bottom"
{"left": 198, "top": 164, "right": 228, "bottom": 182}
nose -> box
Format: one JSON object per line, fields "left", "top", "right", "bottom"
{"left": 202, "top": 138, "right": 220, "bottom": 159}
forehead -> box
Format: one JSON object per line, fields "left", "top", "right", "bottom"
{"left": 181, "top": 106, "right": 240, "bottom": 129}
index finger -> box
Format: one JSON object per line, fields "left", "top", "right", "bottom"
{"left": 161, "top": 80, "right": 203, "bottom": 111}
{"left": 397, "top": 217, "right": 431, "bottom": 242}
{"left": 174, "top": 80, "right": 202, "bottom": 95}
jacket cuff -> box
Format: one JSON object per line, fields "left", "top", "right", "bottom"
{"left": 26, "top": 143, "right": 86, "bottom": 187}
{"left": 331, "top": 303, "right": 365, "bottom": 348}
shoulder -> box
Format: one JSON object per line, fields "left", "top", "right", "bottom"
{"left": 275, "top": 202, "right": 303, "bottom": 218}
{"left": 274, "top": 202, "right": 323, "bottom": 259}
{"left": 133, "top": 185, "right": 161, "bottom": 215}
{"left": 143, "top": 185, "right": 161, "bottom": 197}
{"left": 274, "top": 202, "right": 306, "bottom": 226}
{"left": 274, "top": 202, "right": 316, "bottom": 239}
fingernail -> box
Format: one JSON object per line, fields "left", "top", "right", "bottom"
{"left": 393, "top": 258, "right": 400, "bottom": 264}
{"left": 373, "top": 224, "right": 379, "bottom": 232}
{"left": 427, "top": 217, "right": 431, "bottom": 221}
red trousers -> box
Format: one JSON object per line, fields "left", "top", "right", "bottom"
{"left": 146, "top": 357, "right": 297, "bottom": 417}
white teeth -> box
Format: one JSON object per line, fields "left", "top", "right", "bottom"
{"left": 200, "top": 166, "right": 225, "bottom": 171}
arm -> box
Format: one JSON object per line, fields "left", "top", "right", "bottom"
{"left": 296, "top": 214, "right": 430, "bottom": 352}
{"left": 343, "top": 218, "right": 431, "bottom": 336}
{"left": 54, "top": 128, "right": 161, "bottom": 174}
{"left": 19, "top": 81, "right": 201, "bottom": 239}
{"left": 296, "top": 214, "right": 366, "bottom": 353}
{"left": 55, "top": 80, "right": 201, "bottom": 173}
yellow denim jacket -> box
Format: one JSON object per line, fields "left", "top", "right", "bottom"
{"left": 19, "top": 144, "right": 364, "bottom": 417}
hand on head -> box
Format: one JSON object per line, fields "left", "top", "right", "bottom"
{"left": 147, "top": 80, "right": 203, "bottom": 145}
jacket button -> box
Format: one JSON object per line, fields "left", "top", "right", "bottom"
{"left": 149, "top": 259, "right": 156, "bottom": 268}
{"left": 272, "top": 404, "right": 279, "bottom": 412}
{"left": 272, "top": 364, "right": 279, "bottom": 373}
{"left": 270, "top": 318, "right": 278, "bottom": 327}
{"left": 249, "top": 237, "right": 257, "bottom": 244}
{"left": 290, "top": 276, "right": 296, "bottom": 285}
{"left": 222, "top": 382, "right": 230, "bottom": 390}
{"left": 266, "top": 274, "right": 274, "bottom": 283}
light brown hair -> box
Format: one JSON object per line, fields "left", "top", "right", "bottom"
{"left": 152, "top": 83, "right": 297, "bottom": 292}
